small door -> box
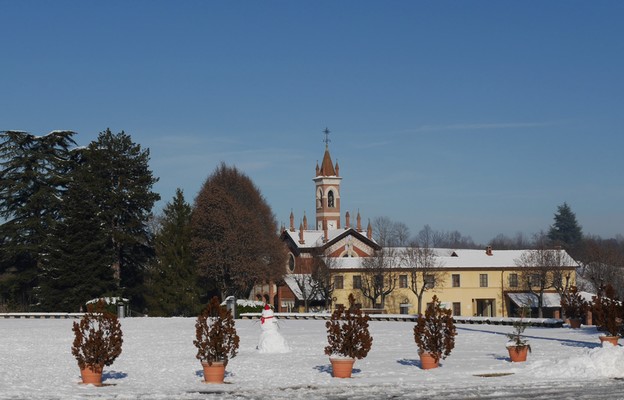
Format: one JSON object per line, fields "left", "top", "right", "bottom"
{"left": 476, "top": 299, "right": 495, "bottom": 317}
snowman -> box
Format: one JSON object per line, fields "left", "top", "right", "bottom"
{"left": 257, "top": 304, "right": 291, "bottom": 353}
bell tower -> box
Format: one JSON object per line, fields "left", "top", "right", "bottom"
{"left": 314, "top": 128, "right": 342, "bottom": 231}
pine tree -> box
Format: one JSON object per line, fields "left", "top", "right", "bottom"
{"left": 145, "top": 189, "right": 200, "bottom": 316}
{"left": 80, "top": 129, "right": 160, "bottom": 310}
{"left": 0, "top": 130, "right": 76, "bottom": 309}
{"left": 548, "top": 202, "right": 583, "bottom": 251}
{"left": 191, "top": 163, "right": 286, "bottom": 299}
{"left": 38, "top": 159, "right": 117, "bottom": 311}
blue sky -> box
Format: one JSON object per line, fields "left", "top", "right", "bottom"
{"left": 2, "top": 1, "right": 623, "bottom": 244}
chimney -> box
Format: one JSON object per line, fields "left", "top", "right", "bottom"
{"left": 486, "top": 246, "right": 493, "bottom": 256}
{"left": 356, "top": 211, "right": 362, "bottom": 232}
{"left": 299, "top": 222, "right": 305, "bottom": 244}
{"left": 367, "top": 219, "right": 373, "bottom": 240}
{"left": 289, "top": 210, "right": 295, "bottom": 232}
{"left": 345, "top": 211, "right": 351, "bottom": 229}
{"left": 303, "top": 213, "right": 308, "bottom": 230}
{"left": 335, "top": 160, "right": 340, "bottom": 177}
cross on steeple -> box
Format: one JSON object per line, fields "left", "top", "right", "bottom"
{"left": 323, "top": 127, "right": 331, "bottom": 148}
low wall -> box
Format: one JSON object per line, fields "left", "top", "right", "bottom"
{"left": 0, "top": 313, "right": 84, "bottom": 319}
{"left": 239, "top": 312, "right": 564, "bottom": 327}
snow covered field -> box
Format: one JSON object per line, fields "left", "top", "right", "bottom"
{"left": 2, "top": 317, "right": 624, "bottom": 399}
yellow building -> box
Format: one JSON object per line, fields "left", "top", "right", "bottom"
{"left": 269, "top": 131, "right": 577, "bottom": 318}
{"left": 329, "top": 247, "right": 577, "bottom": 317}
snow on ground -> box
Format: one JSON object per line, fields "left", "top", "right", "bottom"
{"left": 1, "top": 318, "right": 624, "bottom": 399}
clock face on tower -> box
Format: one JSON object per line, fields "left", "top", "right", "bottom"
{"left": 328, "top": 220, "right": 336, "bottom": 230}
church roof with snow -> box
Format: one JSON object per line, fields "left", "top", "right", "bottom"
{"left": 281, "top": 227, "right": 379, "bottom": 252}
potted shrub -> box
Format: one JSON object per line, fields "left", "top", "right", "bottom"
{"left": 506, "top": 307, "right": 531, "bottom": 362}
{"left": 592, "top": 284, "right": 623, "bottom": 346}
{"left": 71, "top": 300, "right": 123, "bottom": 386}
{"left": 194, "top": 296, "right": 240, "bottom": 383}
{"left": 413, "top": 295, "right": 457, "bottom": 369}
{"left": 560, "top": 285, "right": 588, "bottom": 329}
{"left": 324, "top": 294, "right": 373, "bottom": 378}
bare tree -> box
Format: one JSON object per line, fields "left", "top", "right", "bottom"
{"left": 372, "top": 216, "right": 394, "bottom": 247}
{"left": 514, "top": 247, "right": 574, "bottom": 318}
{"left": 442, "top": 230, "right": 477, "bottom": 249}
{"left": 311, "top": 252, "right": 336, "bottom": 311}
{"left": 290, "top": 273, "right": 319, "bottom": 312}
{"left": 392, "top": 222, "right": 411, "bottom": 247}
{"left": 372, "top": 217, "right": 410, "bottom": 247}
{"left": 489, "top": 232, "right": 532, "bottom": 250}
{"left": 401, "top": 242, "right": 446, "bottom": 314}
{"left": 576, "top": 236, "right": 624, "bottom": 296}
{"left": 416, "top": 225, "right": 446, "bottom": 248}
{"left": 359, "top": 248, "right": 399, "bottom": 310}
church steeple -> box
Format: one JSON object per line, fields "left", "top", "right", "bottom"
{"left": 317, "top": 128, "right": 337, "bottom": 176}
{"left": 314, "top": 128, "right": 342, "bottom": 231}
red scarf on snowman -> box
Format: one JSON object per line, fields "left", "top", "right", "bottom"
{"left": 261, "top": 304, "right": 274, "bottom": 324}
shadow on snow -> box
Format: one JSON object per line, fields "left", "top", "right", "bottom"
{"left": 457, "top": 326, "right": 602, "bottom": 349}
{"left": 103, "top": 370, "right": 128, "bottom": 381}
{"left": 195, "top": 369, "right": 234, "bottom": 378}
{"left": 314, "top": 364, "right": 361, "bottom": 376}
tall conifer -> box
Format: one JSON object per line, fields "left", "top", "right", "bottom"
{"left": 146, "top": 189, "right": 200, "bottom": 316}
{"left": 81, "top": 129, "right": 160, "bottom": 310}
{"left": 0, "top": 130, "right": 76, "bottom": 308}
{"left": 38, "top": 159, "right": 116, "bottom": 311}
{"left": 548, "top": 202, "right": 583, "bottom": 252}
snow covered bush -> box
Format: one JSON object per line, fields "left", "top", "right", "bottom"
{"left": 325, "top": 294, "right": 373, "bottom": 359}
{"left": 194, "top": 296, "right": 240, "bottom": 366}
{"left": 236, "top": 302, "right": 265, "bottom": 316}
{"left": 414, "top": 295, "right": 456, "bottom": 362}
{"left": 592, "top": 284, "right": 623, "bottom": 337}
{"left": 71, "top": 300, "right": 123, "bottom": 371}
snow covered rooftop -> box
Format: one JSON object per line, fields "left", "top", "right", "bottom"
{"left": 283, "top": 275, "right": 324, "bottom": 301}
{"left": 329, "top": 248, "right": 578, "bottom": 270}
{"left": 283, "top": 228, "right": 375, "bottom": 249}
{"left": 508, "top": 292, "right": 562, "bottom": 308}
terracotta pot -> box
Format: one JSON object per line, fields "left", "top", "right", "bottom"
{"left": 80, "top": 364, "right": 103, "bottom": 386}
{"left": 329, "top": 358, "right": 355, "bottom": 378}
{"left": 599, "top": 336, "right": 619, "bottom": 346}
{"left": 419, "top": 352, "right": 440, "bottom": 370}
{"left": 507, "top": 345, "right": 529, "bottom": 362}
{"left": 201, "top": 361, "right": 225, "bottom": 384}
{"left": 568, "top": 319, "right": 581, "bottom": 329}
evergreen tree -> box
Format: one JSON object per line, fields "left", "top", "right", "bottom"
{"left": 191, "top": 163, "right": 286, "bottom": 299}
{"left": 0, "top": 130, "right": 76, "bottom": 309}
{"left": 145, "top": 189, "right": 200, "bottom": 316}
{"left": 81, "top": 129, "right": 160, "bottom": 310}
{"left": 548, "top": 202, "right": 583, "bottom": 251}
{"left": 38, "top": 159, "right": 117, "bottom": 311}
